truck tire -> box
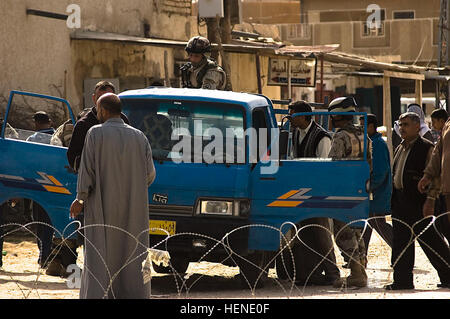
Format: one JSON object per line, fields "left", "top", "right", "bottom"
{"left": 236, "top": 251, "right": 270, "bottom": 289}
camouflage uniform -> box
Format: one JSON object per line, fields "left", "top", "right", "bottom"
{"left": 329, "top": 122, "right": 372, "bottom": 265}
{"left": 5, "top": 123, "right": 18, "bottom": 139}
{"left": 182, "top": 57, "right": 227, "bottom": 90}
{"left": 51, "top": 108, "right": 91, "bottom": 147}
{"left": 50, "top": 119, "right": 74, "bottom": 147}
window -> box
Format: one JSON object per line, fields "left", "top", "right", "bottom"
{"left": 121, "top": 99, "right": 246, "bottom": 163}
{"left": 2, "top": 93, "right": 71, "bottom": 147}
{"left": 286, "top": 24, "right": 311, "bottom": 39}
{"left": 393, "top": 11, "right": 414, "bottom": 20}
{"left": 362, "top": 21, "right": 385, "bottom": 37}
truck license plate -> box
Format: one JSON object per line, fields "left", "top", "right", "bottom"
{"left": 149, "top": 220, "right": 176, "bottom": 236}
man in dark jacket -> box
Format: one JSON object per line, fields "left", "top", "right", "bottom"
{"left": 67, "top": 81, "right": 130, "bottom": 171}
{"left": 361, "top": 114, "right": 393, "bottom": 254}
{"left": 386, "top": 112, "right": 450, "bottom": 290}
{"left": 288, "top": 101, "right": 340, "bottom": 286}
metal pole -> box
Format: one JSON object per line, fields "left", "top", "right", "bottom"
{"left": 256, "top": 53, "right": 262, "bottom": 94}
{"left": 443, "top": 0, "right": 450, "bottom": 66}
{"left": 383, "top": 75, "right": 393, "bottom": 162}
{"left": 288, "top": 59, "right": 292, "bottom": 100}
{"left": 320, "top": 55, "right": 324, "bottom": 103}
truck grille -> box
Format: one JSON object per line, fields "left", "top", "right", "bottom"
{"left": 149, "top": 204, "right": 193, "bottom": 216}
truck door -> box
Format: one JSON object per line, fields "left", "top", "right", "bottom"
{"left": 249, "top": 111, "right": 370, "bottom": 252}
{"left": 0, "top": 91, "right": 77, "bottom": 238}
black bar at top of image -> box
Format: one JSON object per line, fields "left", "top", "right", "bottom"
{"left": 26, "top": 9, "right": 68, "bottom": 21}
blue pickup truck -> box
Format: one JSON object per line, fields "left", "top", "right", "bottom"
{"left": 0, "top": 88, "right": 370, "bottom": 286}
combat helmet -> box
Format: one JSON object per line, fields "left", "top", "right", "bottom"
{"left": 185, "top": 36, "right": 211, "bottom": 54}
{"left": 328, "top": 96, "right": 357, "bottom": 113}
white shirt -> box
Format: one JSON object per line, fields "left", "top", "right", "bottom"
{"left": 296, "top": 121, "right": 332, "bottom": 158}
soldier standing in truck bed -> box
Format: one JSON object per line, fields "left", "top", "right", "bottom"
{"left": 180, "top": 36, "right": 227, "bottom": 90}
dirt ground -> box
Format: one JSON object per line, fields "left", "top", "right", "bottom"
{"left": 1, "top": 228, "right": 449, "bottom": 299}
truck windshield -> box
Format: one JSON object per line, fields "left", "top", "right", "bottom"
{"left": 121, "top": 98, "right": 246, "bottom": 163}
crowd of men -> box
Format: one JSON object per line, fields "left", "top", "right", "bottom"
{"left": 1, "top": 34, "right": 449, "bottom": 298}
{"left": 289, "top": 97, "right": 450, "bottom": 290}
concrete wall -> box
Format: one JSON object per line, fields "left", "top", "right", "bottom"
{"left": 242, "top": 1, "right": 301, "bottom": 24}
{"left": 71, "top": 40, "right": 185, "bottom": 110}
{"left": 228, "top": 53, "right": 280, "bottom": 99}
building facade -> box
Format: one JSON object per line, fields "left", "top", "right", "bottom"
{"left": 280, "top": 0, "right": 440, "bottom": 66}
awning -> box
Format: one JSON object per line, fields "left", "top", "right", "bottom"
{"left": 70, "top": 30, "right": 443, "bottom": 77}
{"left": 70, "top": 30, "right": 339, "bottom": 56}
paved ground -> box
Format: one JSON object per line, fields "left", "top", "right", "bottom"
{"left": 0, "top": 230, "right": 449, "bottom": 299}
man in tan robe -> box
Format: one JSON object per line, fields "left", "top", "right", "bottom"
{"left": 70, "top": 93, "right": 156, "bottom": 298}
{"left": 419, "top": 118, "right": 450, "bottom": 221}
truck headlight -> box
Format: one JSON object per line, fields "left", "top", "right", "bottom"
{"left": 204, "top": 200, "right": 233, "bottom": 215}
{"left": 196, "top": 199, "right": 250, "bottom": 217}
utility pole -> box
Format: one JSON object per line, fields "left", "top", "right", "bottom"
{"left": 437, "top": 0, "right": 450, "bottom": 110}
{"left": 205, "top": 0, "right": 233, "bottom": 90}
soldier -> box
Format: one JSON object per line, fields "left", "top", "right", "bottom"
{"left": 50, "top": 108, "right": 91, "bottom": 147}
{"left": 327, "top": 96, "right": 372, "bottom": 288}
{"left": 0, "top": 117, "right": 19, "bottom": 139}
{"left": 180, "top": 36, "right": 227, "bottom": 90}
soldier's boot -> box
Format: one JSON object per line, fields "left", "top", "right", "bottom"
{"left": 333, "top": 259, "right": 367, "bottom": 288}
{"left": 45, "top": 238, "right": 78, "bottom": 278}
{"left": 345, "top": 259, "right": 367, "bottom": 288}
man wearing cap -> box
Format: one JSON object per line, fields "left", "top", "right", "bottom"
{"left": 288, "top": 100, "right": 340, "bottom": 286}
{"left": 180, "top": 36, "right": 227, "bottom": 90}
{"left": 327, "top": 96, "right": 372, "bottom": 288}
{"left": 289, "top": 100, "right": 332, "bottom": 158}
{"left": 26, "top": 111, "right": 55, "bottom": 144}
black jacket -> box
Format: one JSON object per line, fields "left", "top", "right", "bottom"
{"left": 392, "top": 136, "right": 433, "bottom": 205}
{"left": 66, "top": 107, "right": 129, "bottom": 171}
{"left": 292, "top": 121, "right": 330, "bottom": 158}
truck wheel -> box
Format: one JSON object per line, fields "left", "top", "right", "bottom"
{"left": 152, "top": 253, "right": 190, "bottom": 274}
{"left": 237, "top": 251, "right": 270, "bottom": 289}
